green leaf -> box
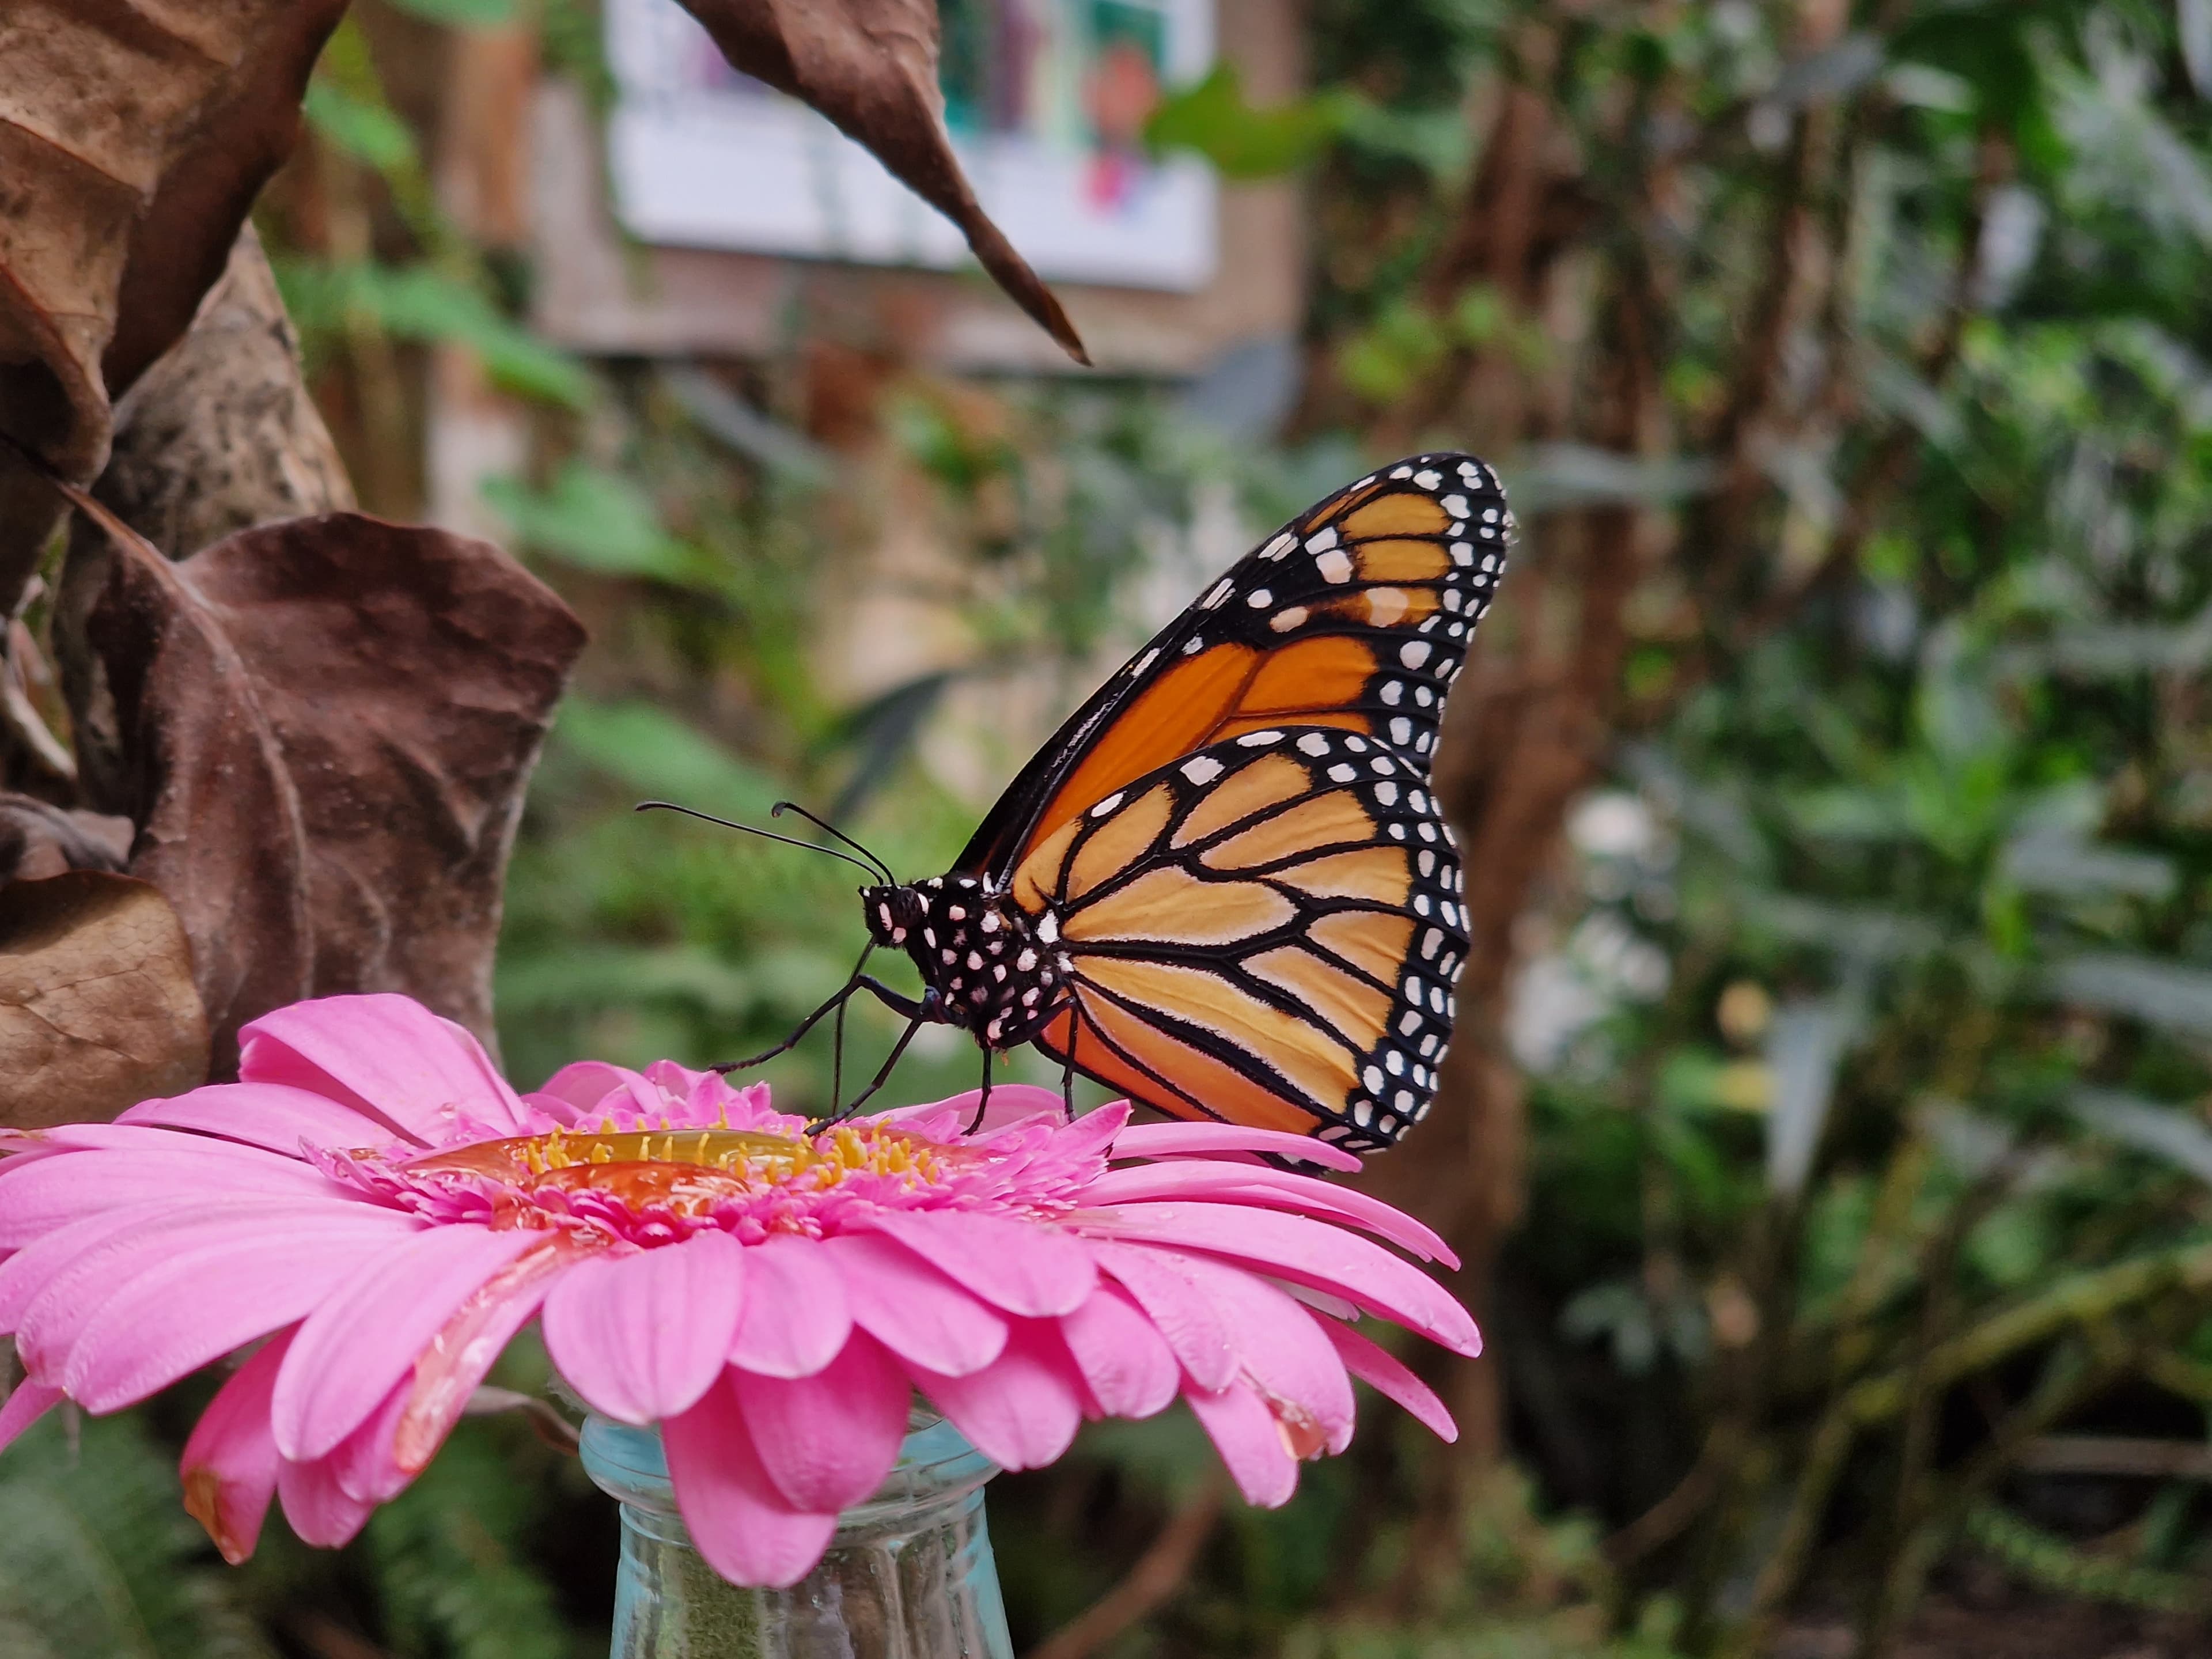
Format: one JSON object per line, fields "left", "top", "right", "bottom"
{"left": 302, "top": 79, "right": 417, "bottom": 172}
{"left": 1144, "top": 62, "right": 1349, "bottom": 179}
{"left": 381, "top": 0, "right": 519, "bottom": 24}
{"left": 482, "top": 463, "right": 727, "bottom": 588}
{"left": 0, "top": 1414, "right": 275, "bottom": 1659}
{"left": 554, "top": 698, "right": 781, "bottom": 816}
{"left": 274, "top": 259, "right": 593, "bottom": 409}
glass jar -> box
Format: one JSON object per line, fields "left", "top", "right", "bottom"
{"left": 579, "top": 1408, "right": 1014, "bottom": 1659}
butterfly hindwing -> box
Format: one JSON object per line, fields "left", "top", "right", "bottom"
{"left": 957, "top": 453, "right": 1511, "bottom": 884}
{"left": 1006, "top": 727, "right": 1468, "bottom": 1152}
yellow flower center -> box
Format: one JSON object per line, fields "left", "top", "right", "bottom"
{"left": 401, "top": 1120, "right": 952, "bottom": 1217}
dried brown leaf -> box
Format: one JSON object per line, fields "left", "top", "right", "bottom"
{"left": 0, "top": 871, "right": 209, "bottom": 1127}
{"left": 97, "top": 222, "right": 358, "bottom": 563}
{"left": 0, "top": 0, "right": 347, "bottom": 599}
{"left": 58, "top": 506, "right": 585, "bottom": 1072}
{"left": 674, "top": 0, "right": 1089, "bottom": 365}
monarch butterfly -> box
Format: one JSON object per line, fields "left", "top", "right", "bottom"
{"left": 680, "top": 453, "right": 1511, "bottom": 1153}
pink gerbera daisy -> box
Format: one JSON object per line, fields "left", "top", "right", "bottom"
{"left": 0, "top": 994, "right": 1478, "bottom": 1588}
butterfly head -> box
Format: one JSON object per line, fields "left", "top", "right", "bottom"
{"left": 859, "top": 874, "right": 1067, "bottom": 1048}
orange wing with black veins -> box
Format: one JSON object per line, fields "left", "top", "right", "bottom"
{"left": 956, "top": 453, "right": 1512, "bottom": 884}
{"left": 1005, "top": 728, "right": 1468, "bottom": 1153}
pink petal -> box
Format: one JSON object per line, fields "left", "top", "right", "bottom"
{"left": 732, "top": 1332, "right": 908, "bottom": 1512}
{"left": 393, "top": 1234, "right": 581, "bottom": 1476}
{"left": 63, "top": 1214, "right": 430, "bottom": 1411}
{"left": 728, "top": 1236, "right": 851, "bottom": 1378}
{"left": 0, "top": 1375, "right": 62, "bottom": 1452}
{"left": 1184, "top": 1382, "right": 1297, "bottom": 1507}
{"left": 120, "top": 1082, "right": 392, "bottom": 1157}
{"left": 276, "top": 1445, "right": 377, "bottom": 1548}
{"left": 530, "top": 1060, "right": 650, "bottom": 1122}
{"left": 274, "top": 1224, "right": 540, "bottom": 1461}
{"left": 1319, "top": 1319, "right": 1456, "bottom": 1443}
{"left": 1111, "top": 1122, "right": 1362, "bottom": 1171}
{"left": 12, "top": 1122, "right": 338, "bottom": 1156}
{"left": 0, "top": 1202, "right": 175, "bottom": 1329}
{"left": 543, "top": 1233, "right": 747, "bottom": 1426}
{"left": 1168, "top": 1255, "right": 1354, "bottom": 1453}
{"left": 0, "top": 1149, "right": 342, "bottom": 1243}
{"left": 1086, "top": 1240, "right": 1234, "bottom": 1392}
{"left": 878, "top": 1085, "right": 1067, "bottom": 1135}
{"left": 665, "top": 1376, "right": 838, "bottom": 1589}
{"left": 1057, "top": 1283, "right": 1179, "bottom": 1420}
{"left": 908, "top": 1320, "right": 1086, "bottom": 1471}
{"left": 16, "top": 1203, "right": 418, "bottom": 1384}
{"left": 329, "top": 1374, "right": 413, "bottom": 1503}
{"left": 181, "top": 1332, "right": 294, "bottom": 1563}
{"left": 822, "top": 1233, "right": 1007, "bottom": 1377}
{"left": 1084, "top": 1162, "right": 1456, "bottom": 1266}
{"left": 1071, "top": 1203, "right": 1480, "bottom": 1358}
{"left": 854, "top": 1209, "right": 1095, "bottom": 1317}
{"left": 238, "top": 994, "right": 527, "bottom": 1141}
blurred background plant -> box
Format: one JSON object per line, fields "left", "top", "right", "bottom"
{"left": 25, "top": 0, "right": 2212, "bottom": 1653}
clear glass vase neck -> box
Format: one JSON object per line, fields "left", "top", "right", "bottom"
{"left": 580, "top": 1409, "right": 1014, "bottom": 1659}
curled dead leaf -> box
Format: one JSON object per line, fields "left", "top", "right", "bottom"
{"left": 674, "top": 0, "right": 1089, "bottom": 365}
{"left": 56, "top": 502, "right": 585, "bottom": 1073}
{"left": 0, "top": 871, "right": 208, "bottom": 1127}
{"left": 0, "top": 0, "right": 347, "bottom": 602}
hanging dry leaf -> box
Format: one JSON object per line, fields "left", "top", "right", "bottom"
{"left": 58, "top": 507, "right": 585, "bottom": 1073}
{"left": 0, "top": 871, "right": 209, "bottom": 1127}
{"left": 674, "top": 0, "right": 1089, "bottom": 366}
{"left": 96, "top": 222, "right": 358, "bottom": 563}
{"left": 0, "top": 0, "right": 347, "bottom": 601}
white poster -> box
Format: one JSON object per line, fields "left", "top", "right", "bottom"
{"left": 603, "top": 0, "right": 1219, "bottom": 292}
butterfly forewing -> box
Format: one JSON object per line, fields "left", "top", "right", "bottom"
{"left": 1007, "top": 728, "right": 1469, "bottom": 1151}
{"left": 957, "top": 453, "right": 1510, "bottom": 884}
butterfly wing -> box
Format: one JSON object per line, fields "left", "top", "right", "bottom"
{"left": 957, "top": 453, "right": 1510, "bottom": 884}
{"left": 1005, "top": 728, "right": 1467, "bottom": 1151}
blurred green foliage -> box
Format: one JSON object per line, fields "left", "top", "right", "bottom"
{"left": 25, "top": 0, "right": 2212, "bottom": 1655}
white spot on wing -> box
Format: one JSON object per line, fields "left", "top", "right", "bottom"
{"left": 1400, "top": 641, "right": 1433, "bottom": 669}
{"left": 1181, "top": 756, "right": 1226, "bottom": 785}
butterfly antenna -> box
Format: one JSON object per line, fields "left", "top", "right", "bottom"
{"left": 634, "top": 801, "right": 888, "bottom": 883}
{"left": 771, "top": 801, "right": 896, "bottom": 885}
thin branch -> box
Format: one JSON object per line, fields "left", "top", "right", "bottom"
{"left": 2014, "top": 1434, "right": 2212, "bottom": 1482}
{"left": 1026, "top": 1471, "right": 1225, "bottom": 1659}
{"left": 1607, "top": 1422, "right": 1734, "bottom": 1565}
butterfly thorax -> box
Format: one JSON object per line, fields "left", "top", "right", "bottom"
{"left": 860, "top": 876, "right": 1070, "bottom": 1050}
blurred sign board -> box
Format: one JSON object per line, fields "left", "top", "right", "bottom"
{"left": 603, "top": 0, "right": 1219, "bottom": 292}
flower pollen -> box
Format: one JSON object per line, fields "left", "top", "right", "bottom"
{"left": 355, "top": 1111, "right": 984, "bottom": 1247}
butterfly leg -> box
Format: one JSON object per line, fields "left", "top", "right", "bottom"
{"left": 714, "top": 940, "right": 877, "bottom": 1074}
{"left": 967, "top": 1048, "right": 994, "bottom": 1134}
{"left": 829, "top": 942, "right": 876, "bottom": 1113}
{"left": 1060, "top": 1040, "right": 1076, "bottom": 1124}
{"left": 836, "top": 1014, "right": 926, "bottom": 1118}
